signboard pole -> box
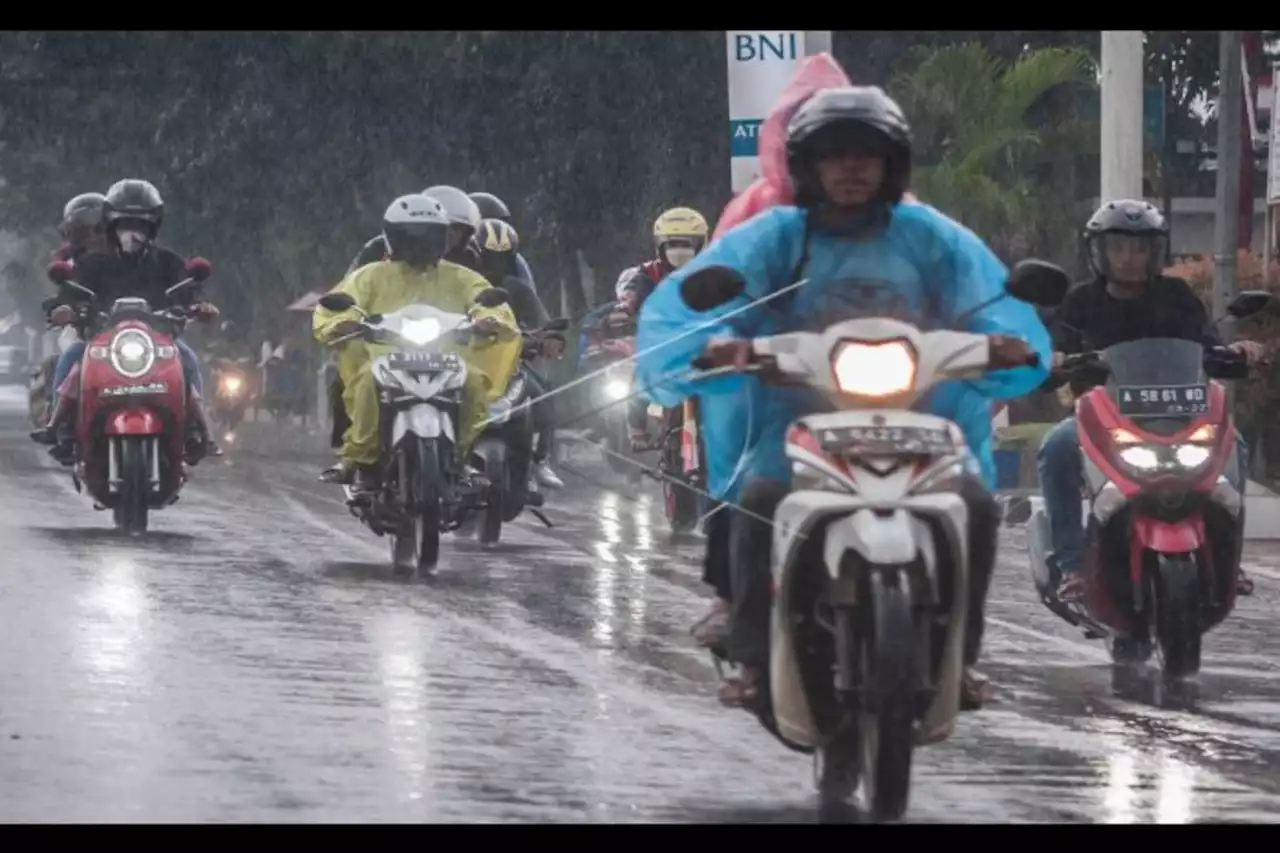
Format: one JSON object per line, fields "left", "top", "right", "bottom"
{"left": 1100, "top": 31, "right": 1146, "bottom": 202}
{"left": 726, "top": 31, "right": 808, "bottom": 194}
{"left": 1266, "top": 62, "right": 1280, "bottom": 271}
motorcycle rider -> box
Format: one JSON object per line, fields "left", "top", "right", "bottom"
{"left": 31, "top": 179, "right": 222, "bottom": 463}
{"left": 315, "top": 194, "right": 520, "bottom": 491}
{"left": 633, "top": 86, "right": 1052, "bottom": 708}
{"left": 346, "top": 186, "right": 483, "bottom": 275}
{"left": 1037, "top": 200, "right": 1264, "bottom": 603}
{"left": 474, "top": 218, "right": 565, "bottom": 490}
{"left": 468, "top": 192, "right": 541, "bottom": 300}
{"left": 51, "top": 193, "right": 110, "bottom": 263}
{"left": 590, "top": 207, "right": 711, "bottom": 452}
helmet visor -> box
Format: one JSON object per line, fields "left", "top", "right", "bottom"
{"left": 1091, "top": 232, "right": 1165, "bottom": 283}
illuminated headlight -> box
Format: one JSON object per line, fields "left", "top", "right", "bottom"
{"left": 110, "top": 330, "right": 155, "bottom": 378}
{"left": 1118, "top": 446, "right": 1160, "bottom": 470}
{"left": 399, "top": 317, "right": 441, "bottom": 346}
{"left": 605, "top": 379, "right": 630, "bottom": 400}
{"left": 1174, "top": 444, "right": 1211, "bottom": 468}
{"left": 220, "top": 374, "right": 243, "bottom": 395}
{"left": 832, "top": 340, "right": 916, "bottom": 397}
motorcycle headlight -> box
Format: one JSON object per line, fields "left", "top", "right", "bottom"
{"left": 605, "top": 379, "right": 630, "bottom": 400}
{"left": 399, "top": 317, "right": 441, "bottom": 346}
{"left": 110, "top": 330, "right": 155, "bottom": 378}
{"left": 831, "top": 339, "right": 917, "bottom": 397}
{"left": 1118, "top": 446, "right": 1160, "bottom": 471}
{"left": 1174, "top": 444, "right": 1211, "bottom": 468}
{"left": 220, "top": 374, "right": 243, "bottom": 395}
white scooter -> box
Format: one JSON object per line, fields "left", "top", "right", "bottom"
{"left": 317, "top": 288, "right": 512, "bottom": 575}
{"left": 688, "top": 260, "right": 1069, "bottom": 820}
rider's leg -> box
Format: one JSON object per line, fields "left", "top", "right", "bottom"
{"left": 176, "top": 338, "right": 220, "bottom": 460}
{"left": 719, "top": 476, "right": 787, "bottom": 705}
{"left": 1232, "top": 431, "right": 1255, "bottom": 595}
{"left": 524, "top": 365, "right": 563, "bottom": 489}
{"left": 323, "top": 341, "right": 381, "bottom": 487}
{"left": 691, "top": 501, "right": 733, "bottom": 648}
{"left": 1037, "top": 416, "right": 1086, "bottom": 599}
{"left": 31, "top": 341, "right": 86, "bottom": 448}
{"left": 455, "top": 370, "right": 492, "bottom": 488}
{"left": 958, "top": 472, "right": 999, "bottom": 708}
{"left": 627, "top": 397, "right": 650, "bottom": 450}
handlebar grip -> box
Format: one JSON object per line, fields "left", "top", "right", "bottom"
{"left": 691, "top": 355, "right": 716, "bottom": 371}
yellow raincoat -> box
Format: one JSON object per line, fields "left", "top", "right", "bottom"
{"left": 314, "top": 259, "right": 521, "bottom": 467}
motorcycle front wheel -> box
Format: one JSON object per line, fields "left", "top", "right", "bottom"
{"left": 113, "top": 436, "right": 150, "bottom": 536}
{"left": 391, "top": 438, "right": 442, "bottom": 576}
{"left": 854, "top": 572, "right": 918, "bottom": 821}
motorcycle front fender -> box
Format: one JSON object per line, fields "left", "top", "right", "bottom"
{"left": 392, "top": 403, "right": 452, "bottom": 447}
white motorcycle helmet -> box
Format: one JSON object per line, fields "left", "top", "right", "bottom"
{"left": 382, "top": 195, "right": 450, "bottom": 268}
{"left": 422, "top": 185, "right": 483, "bottom": 252}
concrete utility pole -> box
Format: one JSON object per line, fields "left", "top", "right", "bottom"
{"left": 803, "top": 31, "right": 832, "bottom": 57}
{"left": 1214, "top": 31, "right": 1243, "bottom": 334}
{"left": 1100, "top": 31, "right": 1146, "bottom": 203}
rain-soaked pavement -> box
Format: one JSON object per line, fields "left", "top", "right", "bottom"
{"left": 2, "top": 384, "right": 1280, "bottom": 823}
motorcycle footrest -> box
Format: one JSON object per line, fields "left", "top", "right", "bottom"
{"left": 1083, "top": 629, "right": 1106, "bottom": 640}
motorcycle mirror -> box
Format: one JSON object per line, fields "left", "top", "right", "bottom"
{"left": 47, "top": 260, "right": 74, "bottom": 285}
{"left": 543, "top": 317, "right": 571, "bottom": 333}
{"left": 186, "top": 256, "right": 213, "bottom": 282}
{"left": 1226, "top": 290, "right": 1273, "bottom": 318}
{"left": 475, "top": 287, "right": 510, "bottom": 308}
{"left": 318, "top": 292, "right": 357, "bottom": 312}
{"left": 680, "top": 265, "right": 746, "bottom": 312}
{"left": 1005, "top": 259, "right": 1071, "bottom": 307}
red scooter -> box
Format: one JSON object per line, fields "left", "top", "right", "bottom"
{"left": 1024, "top": 288, "right": 1271, "bottom": 679}
{"left": 46, "top": 258, "right": 212, "bottom": 535}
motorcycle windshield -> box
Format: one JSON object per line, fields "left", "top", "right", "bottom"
{"left": 1102, "top": 338, "right": 1208, "bottom": 431}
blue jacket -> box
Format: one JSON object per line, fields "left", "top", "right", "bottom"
{"left": 634, "top": 202, "right": 1051, "bottom": 500}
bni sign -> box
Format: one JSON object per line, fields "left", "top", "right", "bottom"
{"left": 726, "top": 31, "right": 806, "bottom": 193}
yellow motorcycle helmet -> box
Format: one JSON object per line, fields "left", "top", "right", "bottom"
{"left": 653, "top": 206, "right": 709, "bottom": 269}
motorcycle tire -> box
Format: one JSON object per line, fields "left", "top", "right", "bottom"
{"left": 391, "top": 438, "right": 442, "bottom": 576}
{"left": 854, "top": 573, "right": 918, "bottom": 820}
{"left": 113, "top": 436, "right": 150, "bottom": 536}
{"left": 1152, "top": 554, "right": 1202, "bottom": 680}
{"left": 479, "top": 442, "right": 507, "bottom": 547}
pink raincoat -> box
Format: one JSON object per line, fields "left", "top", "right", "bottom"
{"left": 712, "top": 52, "right": 915, "bottom": 239}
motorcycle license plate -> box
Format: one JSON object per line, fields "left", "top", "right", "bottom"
{"left": 387, "top": 351, "right": 461, "bottom": 373}
{"left": 647, "top": 403, "right": 663, "bottom": 418}
{"left": 1115, "top": 384, "right": 1209, "bottom": 418}
{"left": 818, "top": 424, "right": 954, "bottom": 456}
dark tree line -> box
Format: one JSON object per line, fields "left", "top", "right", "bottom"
{"left": 0, "top": 31, "right": 1240, "bottom": 334}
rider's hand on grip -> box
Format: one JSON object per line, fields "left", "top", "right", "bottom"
{"left": 693, "top": 338, "right": 753, "bottom": 371}
{"left": 988, "top": 334, "right": 1037, "bottom": 369}
{"left": 330, "top": 320, "right": 364, "bottom": 340}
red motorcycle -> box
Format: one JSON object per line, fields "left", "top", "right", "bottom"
{"left": 1025, "top": 289, "right": 1271, "bottom": 679}
{"left": 46, "top": 258, "right": 212, "bottom": 535}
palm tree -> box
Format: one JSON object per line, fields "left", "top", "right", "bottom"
{"left": 890, "top": 42, "right": 1096, "bottom": 256}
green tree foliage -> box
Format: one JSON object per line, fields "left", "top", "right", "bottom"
{"left": 890, "top": 43, "right": 1095, "bottom": 262}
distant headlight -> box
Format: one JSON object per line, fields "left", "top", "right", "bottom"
{"left": 605, "top": 379, "right": 630, "bottom": 400}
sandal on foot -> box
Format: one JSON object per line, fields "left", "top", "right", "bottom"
{"left": 690, "top": 599, "right": 730, "bottom": 648}
{"left": 961, "top": 667, "right": 995, "bottom": 711}
{"left": 718, "top": 667, "right": 763, "bottom": 708}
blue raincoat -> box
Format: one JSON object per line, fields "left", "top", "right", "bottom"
{"left": 634, "top": 202, "right": 1052, "bottom": 501}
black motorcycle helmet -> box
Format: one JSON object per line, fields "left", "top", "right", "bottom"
{"left": 786, "top": 86, "right": 913, "bottom": 209}
{"left": 1084, "top": 199, "right": 1168, "bottom": 282}
{"left": 469, "top": 192, "right": 512, "bottom": 223}
{"left": 103, "top": 179, "right": 164, "bottom": 250}
{"left": 60, "top": 192, "right": 106, "bottom": 240}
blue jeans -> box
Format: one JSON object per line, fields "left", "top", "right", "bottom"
{"left": 1037, "top": 416, "right": 1249, "bottom": 576}
{"left": 50, "top": 338, "right": 204, "bottom": 403}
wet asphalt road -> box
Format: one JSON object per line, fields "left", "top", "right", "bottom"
{"left": 2, "top": 387, "right": 1280, "bottom": 822}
